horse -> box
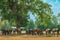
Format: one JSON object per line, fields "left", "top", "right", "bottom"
{"left": 45, "top": 28, "right": 52, "bottom": 37}
{"left": 34, "top": 29, "right": 43, "bottom": 35}
{"left": 26, "top": 29, "right": 30, "bottom": 35}
{"left": 12, "top": 28, "right": 21, "bottom": 35}
{"left": 2, "top": 29, "right": 10, "bottom": 35}
{"left": 16, "top": 28, "right": 21, "bottom": 35}
{"left": 26, "top": 29, "right": 35, "bottom": 35}
{"left": 52, "top": 28, "right": 59, "bottom": 37}
{"left": 26, "top": 28, "right": 43, "bottom": 35}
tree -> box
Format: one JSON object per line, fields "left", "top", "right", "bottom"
{"left": 57, "top": 13, "right": 60, "bottom": 30}
{"left": 0, "top": 0, "right": 53, "bottom": 29}
{"left": 52, "top": 15, "right": 58, "bottom": 27}
{"left": 35, "top": 9, "right": 53, "bottom": 29}
{"left": 34, "top": 1, "right": 53, "bottom": 29}
{"left": 57, "top": 13, "right": 60, "bottom": 24}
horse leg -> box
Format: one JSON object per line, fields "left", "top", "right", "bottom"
{"left": 57, "top": 32, "right": 58, "bottom": 37}
{"left": 46, "top": 32, "right": 47, "bottom": 37}
{"left": 2, "top": 31, "right": 4, "bottom": 35}
{"left": 6, "top": 31, "right": 8, "bottom": 35}
{"left": 4, "top": 31, "right": 6, "bottom": 35}
{"left": 53, "top": 32, "right": 55, "bottom": 37}
{"left": 37, "top": 31, "right": 40, "bottom": 35}
{"left": 47, "top": 31, "right": 51, "bottom": 37}
{"left": 41, "top": 31, "right": 43, "bottom": 36}
{"left": 31, "top": 30, "right": 33, "bottom": 35}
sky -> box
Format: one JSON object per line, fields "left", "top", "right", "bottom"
{"left": 43, "top": 0, "right": 60, "bottom": 16}
{"left": 28, "top": 11, "right": 36, "bottom": 22}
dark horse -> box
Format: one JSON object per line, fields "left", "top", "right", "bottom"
{"left": 2, "top": 29, "right": 12, "bottom": 35}
{"left": 52, "top": 28, "right": 59, "bottom": 37}
{"left": 26, "top": 29, "right": 34, "bottom": 35}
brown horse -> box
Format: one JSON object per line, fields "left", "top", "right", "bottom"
{"left": 34, "top": 29, "right": 43, "bottom": 35}
{"left": 26, "top": 29, "right": 43, "bottom": 35}
{"left": 45, "top": 28, "right": 52, "bottom": 37}
{"left": 17, "top": 28, "right": 21, "bottom": 34}
{"left": 52, "top": 28, "right": 59, "bottom": 37}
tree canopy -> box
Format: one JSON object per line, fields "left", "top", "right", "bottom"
{"left": 0, "top": 0, "right": 59, "bottom": 30}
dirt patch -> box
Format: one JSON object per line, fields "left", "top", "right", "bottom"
{"left": 0, "top": 36, "right": 60, "bottom": 40}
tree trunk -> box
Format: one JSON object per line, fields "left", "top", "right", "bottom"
{"left": 16, "top": 16, "right": 21, "bottom": 34}
{"left": 16, "top": 15, "right": 22, "bottom": 28}
{"left": 16, "top": 16, "right": 20, "bottom": 28}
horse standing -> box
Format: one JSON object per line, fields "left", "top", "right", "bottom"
{"left": 52, "top": 28, "right": 59, "bottom": 37}
{"left": 34, "top": 29, "right": 43, "bottom": 35}
{"left": 45, "top": 28, "right": 52, "bottom": 37}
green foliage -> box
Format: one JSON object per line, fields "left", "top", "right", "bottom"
{"left": 27, "top": 20, "right": 35, "bottom": 29}
{"left": 0, "top": 0, "right": 57, "bottom": 29}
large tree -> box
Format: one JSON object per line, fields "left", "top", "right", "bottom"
{"left": 0, "top": 0, "right": 52, "bottom": 28}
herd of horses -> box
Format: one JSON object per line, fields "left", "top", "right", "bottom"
{"left": 1, "top": 28, "right": 60, "bottom": 37}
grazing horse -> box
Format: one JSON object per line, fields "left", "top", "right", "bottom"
{"left": 45, "top": 28, "right": 52, "bottom": 36}
{"left": 52, "top": 28, "right": 59, "bottom": 37}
